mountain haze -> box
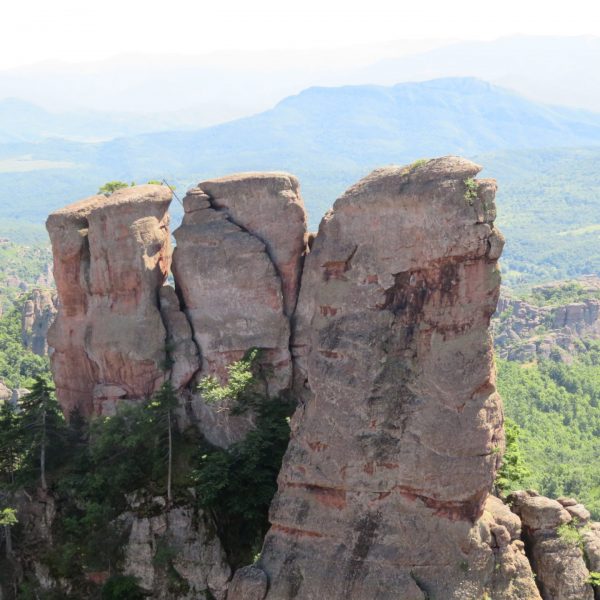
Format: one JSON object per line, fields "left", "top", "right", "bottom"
{"left": 1, "top": 77, "right": 600, "bottom": 282}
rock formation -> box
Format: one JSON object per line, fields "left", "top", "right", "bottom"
{"left": 494, "top": 277, "right": 600, "bottom": 362}
{"left": 46, "top": 185, "right": 173, "bottom": 416}
{"left": 43, "top": 158, "right": 600, "bottom": 600}
{"left": 171, "top": 173, "right": 306, "bottom": 446}
{"left": 122, "top": 495, "right": 231, "bottom": 599}
{"left": 510, "top": 491, "right": 597, "bottom": 600}
{"left": 21, "top": 289, "right": 57, "bottom": 356}
{"left": 247, "top": 157, "right": 523, "bottom": 600}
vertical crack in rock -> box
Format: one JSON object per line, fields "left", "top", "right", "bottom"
{"left": 254, "top": 157, "right": 538, "bottom": 600}
{"left": 171, "top": 173, "right": 307, "bottom": 447}
{"left": 46, "top": 185, "right": 173, "bottom": 417}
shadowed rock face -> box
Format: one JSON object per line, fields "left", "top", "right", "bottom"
{"left": 171, "top": 173, "right": 307, "bottom": 446}
{"left": 46, "top": 185, "right": 172, "bottom": 416}
{"left": 256, "top": 157, "right": 514, "bottom": 600}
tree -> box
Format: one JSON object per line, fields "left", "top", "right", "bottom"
{"left": 0, "top": 400, "right": 21, "bottom": 484}
{"left": 98, "top": 181, "right": 130, "bottom": 196}
{"left": 0, "top": 507, "right": 17, "bottom": 557}
{"left": 19, "top": 377, "right": 65, "bottom": 491}
{"left": 148, "top": 383, "right": 179, "bottom": 504}
{"left": 198, "top": 349, "right": 258, "bottom": 405}
{"left": 495, "top": 418, "right": 530, "bottom": 495}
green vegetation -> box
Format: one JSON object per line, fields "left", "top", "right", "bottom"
{"left": 556, "top": 520, "right": 588, "bottom": 549}
{"left": 0, "top": 241, "right": 52, "bottom": 310}
{"left": 101, "top": 575, "right": 145, "bottom": 600}
{"left": 0, "top": 301, "right": 50, "bottom": 389}
{"left": 495, "top": 418, "right": 529, "bottom": 494}
{"left": 587, "top": 572, "right": 600, "bottom": 587}
{"left": 464, "top": 177, "right": 478, "bottom": 205}
{"left": 194, "top": 397, "right": 292, "bottom": 568}
{"left": 98, "top": 181, "right": 130, "bottom": 195}
{"left": 497, "top": 349, "right": 600, "bottom": 517}
{"left": 526, "top": 281, "right": 600, "bottom": 307}
{"left": 198, "top": 348, "right": 258, "bottom": 405}
{"left": 0, "top": 507, "right": 17, "bottom": 527}
{"left": 0, "top": 354, "right": 292, "bottom": 596}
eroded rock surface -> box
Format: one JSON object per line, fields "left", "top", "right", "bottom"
{"left": 172, "top": 173, "right": 306, "bottom": 446}
{"left": 46, "top": 185, "right": 173, "bottom": 416}
{"left": 510, "top": 490, "right": 596, "bottom": 600}
{"left": 21, "top": 289, "right": 57, "bottom": 356}
{"left": 122, "top": 498, "right": 231, "bottom": 600}
{"left": 258, "top": 157, "right": 515, "bottom": 599}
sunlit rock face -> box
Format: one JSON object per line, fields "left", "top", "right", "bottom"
{"left": 171, "top": 173, "right": 307, "bottom": 447}
{"left": 46, "top": 185, "right": 173, "bottom": 416}
{"left": 253, "top": 157, "right": 530, "bottom": 600}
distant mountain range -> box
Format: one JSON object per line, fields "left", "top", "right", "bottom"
{"left": 0, "top": 98, "right": 230, "bottom": 143}
{"left": 1, "top": 77, "right": 600, "bottom": 283}
{"left": 1, "top": 35, "right": 600, "bottom": 125}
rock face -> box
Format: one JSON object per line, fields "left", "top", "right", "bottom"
{"left": 509, "top": 491, "right": 596, "bottom": 600}
{"left": 46, "top": 185, "right": 173, "bottom": 416}
{"left": 493, "top": 276, "right": 600, "bottom": 362}
{"left": 258, "top": 157, "right": 516, "bottom": 599}
{"left": 45, "top": 159, "right": 600, "bottom": 600}
{"left": 21, "top": 289, "right": 57, "bottom": 356}
{"left": 122, "top": 498, "right": 231, "bottom": 600}
{"left": 171, "top": 173, "right": 306, "bottom": 446}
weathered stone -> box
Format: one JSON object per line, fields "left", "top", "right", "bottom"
{"left": 172, "top": 173, "right": 306, "bottom": 446}
{"left": 509, "top": 492, "right": 572, "bottom": 531}
{"left": 122, "top": 501, "right": 231, "bottom": 600}
{"left": 158, "top": 285, "right": 201, "bottom": 389}
{"left": 227, "top": 565, "right": 268, "bottom": 600}
{"left": 557, "top": 497, "right": 579, "bottom": 507}
{"left": 46, "top": 185, "right": 173, "bottom": 416}
{"left": 566, "top": 503, "right": 591, "bottom": 522}
{"left": 21, "top": 289, "right": 57, "bottom": 356}
{"left": 199, "top": 172, "right": 307, "bottom": 316}
{"left": 258, "top": 157, "right": 511, "bottom": 599}
{"left": 528, "top": 535, "right": 594, "bottom": 600}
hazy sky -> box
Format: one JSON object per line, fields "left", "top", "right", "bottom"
{"left": 2, "top": 0, "right": 600, "bottom": 69}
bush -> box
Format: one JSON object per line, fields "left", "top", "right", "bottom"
{"left": 101, "top": 575, "right": 146, "bottom": 600}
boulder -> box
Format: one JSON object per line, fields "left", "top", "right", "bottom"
{"left": 227, "top": 565, "right": 268, "bottom": 600}
{"left": 509, "top": 492, "right": 572, "bottom": 531}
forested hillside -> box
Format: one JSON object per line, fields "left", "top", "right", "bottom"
{"left": 498, "top": 353, "right": 600, "bottom": 518}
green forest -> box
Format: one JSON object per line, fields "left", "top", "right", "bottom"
{"left": 498, "top": 349, "right": 600, "bottom": 517}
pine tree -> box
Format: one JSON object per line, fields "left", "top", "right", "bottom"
{"left": 18, "top": 377, "right": 65, "bottom": 491}
{"left": 0, "top": 400, "right": 21, "bottom": 485}
{"left": 149, "top": 383, "right": 179, "bottom": 504}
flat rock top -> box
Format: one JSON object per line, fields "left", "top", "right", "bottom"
{"left": 46, "top": 185, "right": 172, "bottom": 227}
{"left": 335, "top": 156, "right": 482, "bottom": 207}
{"left": 199, "top": 171, "right": 301, "bottom": 195}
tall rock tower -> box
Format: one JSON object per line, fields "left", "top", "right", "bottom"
{"left": 243, "top": 158, "right": 538, "bottom": 600}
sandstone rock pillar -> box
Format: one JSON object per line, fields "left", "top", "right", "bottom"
{"left": 256, "top": 157, "right": 514, "bottom": 599}
{"left": 46, "top": 185, "right": 172, "bottom": 416}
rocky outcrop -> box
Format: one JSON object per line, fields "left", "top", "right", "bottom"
{"left": 122, "top": 496, "right": 231, "bottom": 600}
{"left": 256, "top": 157, "right": 519, "bottom": 599}
{"left": 45, "top": 159, "right": 600, "bottom": 599}
{"left": 46, "top": 185, "right": 173, "bottom": 416}
{"left": 509, "top": 491, "right": 597, "bottom": 600}
{"left": 21, "top": 289, "right": 57, "bottom": 356}
{"left": 494, "top": 277, "right": 600, "bottom": 362}
{"left": 171, "top": 173, "right": 306, "bottom": 446}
